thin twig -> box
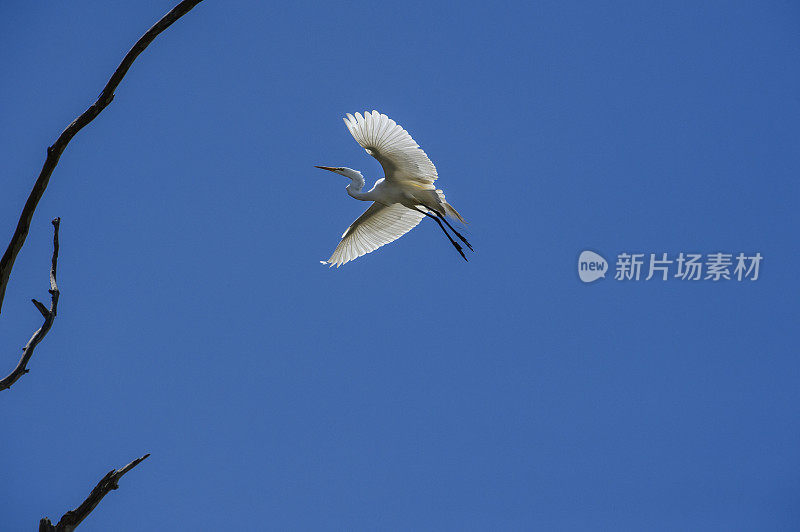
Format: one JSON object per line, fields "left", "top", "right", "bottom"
{"left": 0, "top": 218, "right": 60, "bottom": 391}
{"left": 38, "top": 454, "right": 151, "bottom": 532}
{"left": 0, "top": 0, "right": 204, "bottom": 314}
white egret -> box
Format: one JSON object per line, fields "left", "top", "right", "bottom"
{"left": 316, "top": 110, "right": 472, "bottom": 267}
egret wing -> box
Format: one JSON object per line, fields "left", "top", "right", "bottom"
{"left": 344, "top": 111, "right": 438, "bottom": 186}
{"left": 324, "top": 202, "right": 425, "bottom": 267}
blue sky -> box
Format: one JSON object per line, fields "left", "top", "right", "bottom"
{"left": 1, "top": 1, "right": 799, "bottom": 529}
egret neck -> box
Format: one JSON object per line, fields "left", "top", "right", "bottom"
{"left": 338, "top": 168, "right": 369, "bottom": 200}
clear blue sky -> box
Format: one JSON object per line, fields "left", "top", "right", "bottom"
{"left": 2, "top": 1, "right": 799, "bottom": 529}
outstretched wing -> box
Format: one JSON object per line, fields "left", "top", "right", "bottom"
{"left": 344, "top": 111, "right": 438, "bottom": 186}
{"left": 324, "top": 202, "right": 426, "bottom": 267}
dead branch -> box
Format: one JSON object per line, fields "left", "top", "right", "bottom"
{"left": 0, "top": 0, "right": 204, "bottom": 314}
{"left": 0, "top": 2, "right": 203, "bottom": 525}
{"left": 0, "top": 218, "right": 60, "bottom": 391}
{"left": 38, "top": 454, "right": 151, "bottom": 532}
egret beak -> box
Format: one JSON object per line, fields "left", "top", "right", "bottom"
{"left": 314, "top": 166, "right": 338, "bottom": 172}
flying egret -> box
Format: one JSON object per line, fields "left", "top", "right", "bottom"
{"left": 316, "top": 110, "right": 472, "bottom": 267}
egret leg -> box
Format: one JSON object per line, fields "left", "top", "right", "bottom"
{"left": 436, "top": 213, "right": 473, "bottom": 252}
{"left": 413, "top": 206, "right": 467, "bottom": 262}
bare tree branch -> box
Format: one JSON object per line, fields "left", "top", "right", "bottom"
{"left": 0, "top": 218, "right": 60, "bottom": 391}
{"left": 0, "top": 3, "right": 202, "bottom": 525}
{"left": 0, "top": 0, "right": 204, "bottom": 314}
{"left": 38, "top": 454, "right": 151, "bottom": 532}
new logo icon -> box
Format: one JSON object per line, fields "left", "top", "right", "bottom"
{"left": 578, "top": 250, "right": 608, "bottom": 283}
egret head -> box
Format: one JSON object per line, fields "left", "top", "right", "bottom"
{"left": 314, "top": 166, "right": 349, "bottom": 176}
{"left": 315, "top": 165, "right": 365, "bottom": 185}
